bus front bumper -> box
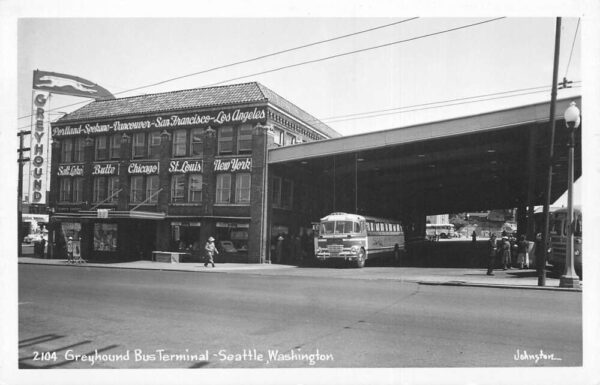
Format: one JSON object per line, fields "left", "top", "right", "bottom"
{"left": 316, "top": 252, "right": 359, "bottom": 261}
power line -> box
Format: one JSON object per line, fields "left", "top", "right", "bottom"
{"left": 323, "top": 85, "right": 582, "bottom": 124}
{"left": 17, "top": 81, "right": 580, "bottom": 132}
{"left": 206, "top": 17, "right": 507, "bottom": 87}
{"left": 564, "top": 18, "right": 580, "bottom": 78}
{"left": 319, "top": 84, "right": 560, "bottom": 121}
{"left": 17, "top": 18, "right": 419, "bottom": 121}
{"left": 18, "top": 17, "right": 504, "bottom": 125}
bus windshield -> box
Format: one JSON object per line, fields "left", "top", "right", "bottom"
{"left": 320, "top": 221, "right": 359, "bottom": 235}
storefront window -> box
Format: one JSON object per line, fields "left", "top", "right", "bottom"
{"left": 216, "top": 174, "right": 231, "bottom": 204}
{"left": 173, "top": 129, "right": 187, "bottom": 157}
{"left": 59, "top": 177, "right": 71, "bottom": 202}
{"left": 171, "top": 222, "right": 202, "bottom": 251}
{"left": 93, "top": 176, "right": 108, "bottom": 202}
{"left": 73, "top": 137, "right": 85, "bottom": 162}
{"left": 95, "top": 136, "right": 108, "bottom": 160}
{"left": 61, "top": 138, "right": 73, "bottom": 162}
{"left": 188, "top": 174, "right": 203, "bottom": 203}
{"left": 110, "top": 134, "right": 121, "bottom": 159}
{"left": 148, "top": 131, "right": 162, "bottom": 158}
{"left": 218, "top": 126, "right": 233, "bottom": 154}
{"left": 235, "top": 173, "right": 251, "bottom": 204}
{"left": 108, "top": 176, "right": 120, "bottom": 203}
{"left": 60, "top": 222, "right": 81, "bottom": 242}
{"left": 146, "top": 175, "right": 159, "bottom": 204}
{"left": 190, "top": 128, "right": 203, "bottom": 157}
{"left": 72, "top": 177, "right": 84, "bottom": 202}
{"left": 133, "top": 132, "right": 146, "bottom": 158}
{"left": 94, "top": 223, "right": 118, "bottom": 251}
{"left": 171, "top": 174, "right": 185, "bottom": 203}
{"left": 237, "top": 124, "right": 253, "bottom": 153}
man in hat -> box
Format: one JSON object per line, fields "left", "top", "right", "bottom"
{"left": 66, "top": 236, "right": 74, "bottom": 264}
{"left": 204, "top": 237, "right": 218, "bottom": 267}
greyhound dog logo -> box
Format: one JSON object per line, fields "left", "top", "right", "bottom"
{"left": 36, "top": 75, "right": 98, "bottom": 94}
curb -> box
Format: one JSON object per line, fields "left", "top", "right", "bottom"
{"left": 417, "top": 280, "right": 582, "bottom": 292}
{"left": 18, "top": 260, "right": 580, "bottom": 291}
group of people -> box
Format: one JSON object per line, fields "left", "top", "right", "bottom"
{"left": 486, "top": 231, "right": 540, "bottom": 276}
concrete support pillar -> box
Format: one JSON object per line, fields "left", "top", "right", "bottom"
{"left": 525, "top": 126, "right": 538, "bottom": 240}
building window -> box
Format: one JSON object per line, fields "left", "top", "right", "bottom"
{"left": 273, "top": 129, "right": 282, "bottom": 146}
{"left": 108, "top": 176, "right": 120, "bottom": 203}
{"left": 235, "top": 173, "right": 251, "bottom": 204}
{"left": 188, "top": 174, "right": 203, "bottom": 203}
{"left": 95, "top": 136, "right": 108, "bottom": 160}
{"left": 72, "top": 177, "right": 84, "bottom": 203}
{"left": 73, "top": 137, "right": 85, "bottom": 162}
{"left": 61, "top": 138, "right": 73, "bottom": 162}
{"left": 93, "top": 176, "right": 108, "bottom": 202}
{"left": 216, "top": 174, "right": 231, "bottom": 204}
{"left": 218, "top": 126, "right": 233, "bottom": 154}
{"left": 173, "top": 129, "right": 187, "bottom": 157}
{"left": 146, "top": 175, "right": 159, "bottom": 204}
{"left": 237, "top": 124, "right": 253, "bottom": 153}
{"left": 272, "top": 176, "right": 281, "bottom": 207}
{"left": 190, "top": 128, "right": 203, "bottom": 157}
{"left": 171, "top": 174, "right": 185, "bottom": 203}
{"left": 148, "top": 131, "right": 162, "bottom": 159}
{"left": 284, "top": 133, "right": 295, "bottom": 146}
{"left": 282, "top": 179, "right": 293, "bottom": 209}
{"left": 110, "top": 134, "right": 121, "bottom": 159}
{"left": 133, "top": 132, "right": 146, "bottom": 158}
{"left": 130, "top": 175, "right": 145, "bottom": 203}
{"left": 59, "top": 178, "right": 71, "bottom": 202}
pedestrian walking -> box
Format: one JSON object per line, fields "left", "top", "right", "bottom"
{"left": 66, "top": 236, "right": 74, "bottom": 264}
{"left": 471, "top": 231, "right": 477, "bottom": 243}
{"left": 501, "top": 236, "right": 512, "bottom": 270}
{"left": 204, "top": 236, "right": 218, "bottom": 267}
{"left": 516, "top": 234, "right": 529, "bottom": 269}
{"left": 486, "top": 233, "right": 498, "bottom": 275}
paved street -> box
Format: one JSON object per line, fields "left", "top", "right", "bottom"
{"left": 18, "top": 264, "right": 582, "bottom": 368}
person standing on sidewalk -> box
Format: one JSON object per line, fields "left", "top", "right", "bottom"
{"left": 66, "top": 237, "right": 74, "bottom": 264}
{"left": 204, "top": 237, "right": 218, "bottom": 268}
{"left": 486, "top": 233, "right": 498, "bottom": 275}
{"left": 516, "top": 234, "right": 529, "bottom": 269}
{"left": 501, "top": 236, "right": 512, "bottom": 270}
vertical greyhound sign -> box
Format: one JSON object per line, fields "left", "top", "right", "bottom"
{"left": 29, "top": 91, "right": 50, "bottom": 204}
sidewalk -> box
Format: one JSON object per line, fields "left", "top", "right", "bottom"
{"left": 17, "top": 257, "right": 582, "bottom": 292}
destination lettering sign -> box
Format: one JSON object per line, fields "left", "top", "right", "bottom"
{"left": 128, "top": 162, "right": 159, "bottom": 175}
{"left": 168, "top": 160, "right": 203, "bottom": 174}
{"left": 57, "top": 164, "right": 84, "bottom": 176}
{"left": 213, "top": 158, "right": 252, "bottom": 172}
{"left": 92, "top": 163, "right": 120, "bottom": 176}
{"left": 52, "top": 107, "right": 267, "bottom": 137}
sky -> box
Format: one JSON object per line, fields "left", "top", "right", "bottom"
{"left": 14, "top": 17, "right": 582, "bottom": 136}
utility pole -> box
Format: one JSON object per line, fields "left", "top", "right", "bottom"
{"left": 18, "top": 130, "right": 32, "bottom": 258}
{"left": 540, "top": 17, "right": 562, "bottom": 287}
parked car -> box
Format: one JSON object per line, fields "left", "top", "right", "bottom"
{"left": 23, "top": 233, "right": 46, "bottom": 244}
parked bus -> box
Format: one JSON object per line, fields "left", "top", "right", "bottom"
{"left": 548, "top": 206, "right": 582, "bottom": 278}
{"left": 425, "top": 223, "right": 455, "bottom": 240}
{"left": 315, "top": 212, "right": 405, "bottom": 268}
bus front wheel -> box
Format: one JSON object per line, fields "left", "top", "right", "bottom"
{"left": 356, "top": 249, "right": 366, "bottom": 268}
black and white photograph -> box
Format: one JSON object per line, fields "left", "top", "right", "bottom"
{"left": 1, "top": 1, "right": 599, "bottom": 384}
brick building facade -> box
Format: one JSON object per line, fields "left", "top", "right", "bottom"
{"left": 48, "top": 83, "right": 339, "bottom": 263}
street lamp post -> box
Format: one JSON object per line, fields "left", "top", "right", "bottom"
{"left": 559, "top": 101, "right": 581, "bottom": 289}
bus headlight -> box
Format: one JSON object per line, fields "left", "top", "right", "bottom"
{"left": 575, "top": 249, "right": 581, "bottom": 256}
{"left": 350, "top": 246, "right": 359, "bottom": 254}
